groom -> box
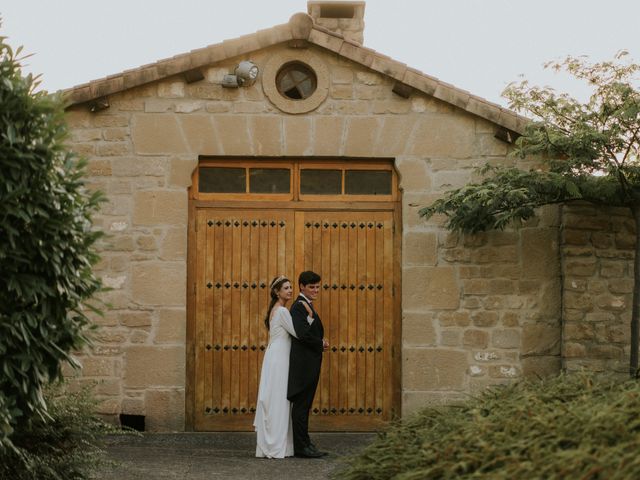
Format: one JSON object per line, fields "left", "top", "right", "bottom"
{"left": 288, "top": 270, "right": 329, "bottom": 458}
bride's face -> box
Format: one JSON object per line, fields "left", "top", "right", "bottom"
{"left": 277, "top": 281, "right": 293, "bottom": 302}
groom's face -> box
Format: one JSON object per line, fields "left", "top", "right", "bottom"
{"left": 300, "top": 282, "right": 321, "bottom": 301}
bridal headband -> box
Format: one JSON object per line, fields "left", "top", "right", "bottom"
{"left": 270, "top": 275, "right": 288, "bottom": 289}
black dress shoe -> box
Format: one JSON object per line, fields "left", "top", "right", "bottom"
{"left": 308, "top": 444, "right": 328, "bottom": 456}
{"left": 294, "top": 446, "right": 324, "bottom": 458}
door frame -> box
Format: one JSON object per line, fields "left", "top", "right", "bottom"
{"left": 185, "top": 159, "right": 402, "bottom": 431}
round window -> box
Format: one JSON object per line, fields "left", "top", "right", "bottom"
{"left": 276, "top": 62, "right": 317, "bottom": 100}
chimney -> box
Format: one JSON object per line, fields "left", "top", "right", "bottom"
{"left": 307, "top": 1, "right": 366, "bottom": 44}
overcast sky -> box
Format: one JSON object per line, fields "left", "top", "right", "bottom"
{"left": 2, "top": 0, "right": 638, "bottom": 107}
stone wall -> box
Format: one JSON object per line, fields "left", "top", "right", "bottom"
{"left": 561, "top": 204, "right": 635, "bottom": 374}
{"left": 63, "top": 42, "right": 562, "bottom": 429}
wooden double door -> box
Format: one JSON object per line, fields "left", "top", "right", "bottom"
{"left": 192, "top": 208, "right": 397, "bottom": 431}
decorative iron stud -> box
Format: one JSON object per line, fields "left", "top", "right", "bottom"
{"left": 323, "top": 284, "right": 330, "bottom": 290}
{"left": 342, "top": 223, "right": 348, "bottom": 228}
{"left": 341, "top": 285, "right": 347, "bottom": 290}
{"left": 232, "top": 345, "right": 238, "bottom": 350}
{"left": 216, "top": 221, "right": 223, "bottom": 226}
{"left": 205, "top": 407, "right": 211, "bottom": 413}
{"left": 241, "top": 345, "right": 247, "bottom": 351}
{"left": 377, "top": 284, "right": 383, "bottom": 290}
{"left": 260, "top": 345, "right": 266, "bottom": 351}
{"left": 322, "top": 408, "right": 328, "bottom": 414}
{"left": 216, "top": 282, "right": 222, "bottom": 289}
{"left": 368, "top": 346, "right": 374, "bottom": 352}
{"left": 367, "top": 408, "right": 373, "bottom": 413}
{"left": 270, "top": 221, "right": 276, "bottom": 227}
{"left": 350, "top": 222, "right": 356, "bottom": 228}
{"left": 349, "top": 346, "right": 355, "bottom": 352}
{"left": 249, "top": 407, "right": 256, "bottom": 413}
{"left": 359, "top": 223, "right": 365, "bottom": 228}
{"left": 368, "top": 284, "right": 374, "bottom": 290}
{"left": 359, "top": 285, "right": 365, "bottom": 291}
{"left": 261, "top": 221, "right": 267, "bottom": 227}
{"left": 207, "top": 282, "right": 213, "bottom": 289}
{"left": 340, "top": 408, "right": 346, "bottom": 414}
{"left": 234, "top": 221, "right": 240, "bottom": 227}
{"left": 242, "top": 282, "right": 248, "bottom": 289}
{"left": 349, "top": 408, "right": 355, "bottom": 413}
{"left": 224, "top": 345, "right": 230, "bottom": 351}
{"left": 332, "top": 284, "right": 338, "bottom": 290}
{"left": 340, "top": 346, "right": 346, "bottom": 352}
{"left": 331, "top": 346, "right": 338, "bottom": 352}
{"left": 358, "top": 408, "right": 364, "bottom": 413}
{"left": 213, "top": 407, "right": 220, "bottom": 413}
{"left": 223, "top": 407, "right": 229, "bottom": 413}
{"left": 251, "top": 283, "right": 257, "bottom": 289}
{"left": 332, "top": 223, "right": 338, "bottom": 228}
{"left": 323, "top": 223, "right": 329, "bottom": 228}
{"left": 331, "top": 408, "right": 337, "bottom": 414}
{"left": 214, "top": 345, "right": 221, "bottom": 351}
{"left": 359, "top": 346, "right": 365, "bottom": 353}
{"left": 305, "top": 222, "right": 311, "bottom": 228}
{"left": 243, "top": 221, "right": 249, "bottom": 227}
{"left": 224, "top": 282, "right": 231, "bottom": 288}
{"left": 225, "top": 221, "right": 231, "bottom": 227}
{"left": 251, "top": 221, "right": 258, "bottom": 227}
{"left": 313, "top": 408, "right": 319, "bottom": 414}
{"left": 376, "top": 408, "right": 383, "bottom": 414}
{"left": 350, "top": 284, "right": 356, "bottom": 290}
{"left": 206, "top": 344, "right": 212, "bottom": 350}
{"left": 368, "top": 223, "right": 374, "bottom": 228}
{"left": 377, "top": 223, "right": 383, "bottom": 228}
{"left": 231, "top": 408, "right": 238, "bottom": 414}
{"left": 233, "top": 282, "right": 239, "bottom": 288}
{"left": 207, "top": 220, "right": 213, "bottom": 227}
{"left": 260, "top": 283, "right": 266, "bottom": 289}
{"left": 279, "top": 221, "right": 285, "bottom": 227}
{"left": 376, "top": 346, "right": 383, "bottom": 352}
{"left": 240, "top": 407, "right": 247, "bottom": 413}
{"left": 251, "top": 345, "right": 257, "bottom": 351}
{"left": 314, "top": 222, "right": 320, "bottom": 228}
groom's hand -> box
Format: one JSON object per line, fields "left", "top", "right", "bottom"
{"left": 322, "top": 338, "right": 329, "bottom": 351}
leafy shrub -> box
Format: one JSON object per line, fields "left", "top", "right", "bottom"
{"left": 0, "top": 382, "right": 117, "bottom": 480}
{"left": 335, "top": 374, "right": 640, "bottom": 479}
{"left": 0, "top": 32, "right": 103, "bottom": 446}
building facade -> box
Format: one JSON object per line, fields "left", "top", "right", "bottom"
{"left": 62, "top": 2, "right": 633, "bottom": 431}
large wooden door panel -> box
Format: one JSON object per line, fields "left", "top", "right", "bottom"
{"left": 194, "top": 209, "right": 294, "bottom": 430}
{"left": 193, "top": 208, "right": 395, "bottom": 431}
{"left": 295, "top": 211, "right": 394, "bottom": 430}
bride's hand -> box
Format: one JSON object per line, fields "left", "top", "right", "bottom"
{"left": 301, "top": 301, "right": 313, "bottom": 317}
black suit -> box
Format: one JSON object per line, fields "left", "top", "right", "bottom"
{"left": 287, "top": 295, "right": 324, "bottom": 452}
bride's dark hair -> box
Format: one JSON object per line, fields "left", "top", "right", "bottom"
{"left": 264, "top": 276, "right": 290, "bottom": 330}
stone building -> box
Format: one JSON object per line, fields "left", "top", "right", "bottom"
{"left": 62, "top": 1, "right": 633, "bottom": 431}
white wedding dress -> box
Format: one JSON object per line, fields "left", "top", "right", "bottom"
{"left": 254, "top": 306, "right": 311, "bottom": 458}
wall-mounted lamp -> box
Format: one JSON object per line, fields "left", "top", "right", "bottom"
{"left": 222, "top": 60, "right": 259, "bottom": 88}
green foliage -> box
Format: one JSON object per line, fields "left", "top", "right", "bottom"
{"left": 335, "top": 374, "right": 640, "bottom": 480}
{"left": 0, "top": 34, "right": 103, "bottom": 447}
{"left": 0, "top": 382, "right": 116, "bottom": 480}
{"left": 420, "top": 52, "right": 640, "bottom": 232}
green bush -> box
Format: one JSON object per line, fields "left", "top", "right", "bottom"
{"left": 335, "top": 374, "right": 640, "bottom": 480}
{"left": 0, "top": 382, "right": 116, "bottom": 480}
{"left": 0, "top": 32, "right": 103, "bottom": 447}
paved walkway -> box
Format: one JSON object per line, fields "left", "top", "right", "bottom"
{"left": 94, "top": 432, "right": 375, "bottom": 480}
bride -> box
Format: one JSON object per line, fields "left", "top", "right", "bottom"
{"left": 254, "top": 275, "right": 313, "bottom": 458}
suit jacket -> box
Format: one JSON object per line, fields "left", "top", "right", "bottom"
{"left": 287, "top": 295, "right": 324, "bottom": 400}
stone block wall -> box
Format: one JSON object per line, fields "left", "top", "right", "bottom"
{"left": 63, "top": 42, "right": 563, "bottom": 429}
{"left": 561, "top": 204, "right": 635, "bottom": 374}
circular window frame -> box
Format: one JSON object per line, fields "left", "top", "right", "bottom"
{"left": 262, "top": 50, "right": 329, "bottom": 114}
{"left": 276, "top": 61, "right": 318, "bottom": 100}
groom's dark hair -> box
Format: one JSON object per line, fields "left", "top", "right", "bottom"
{"left": 298, "top": 270, "right": 321, "bottom": 287}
